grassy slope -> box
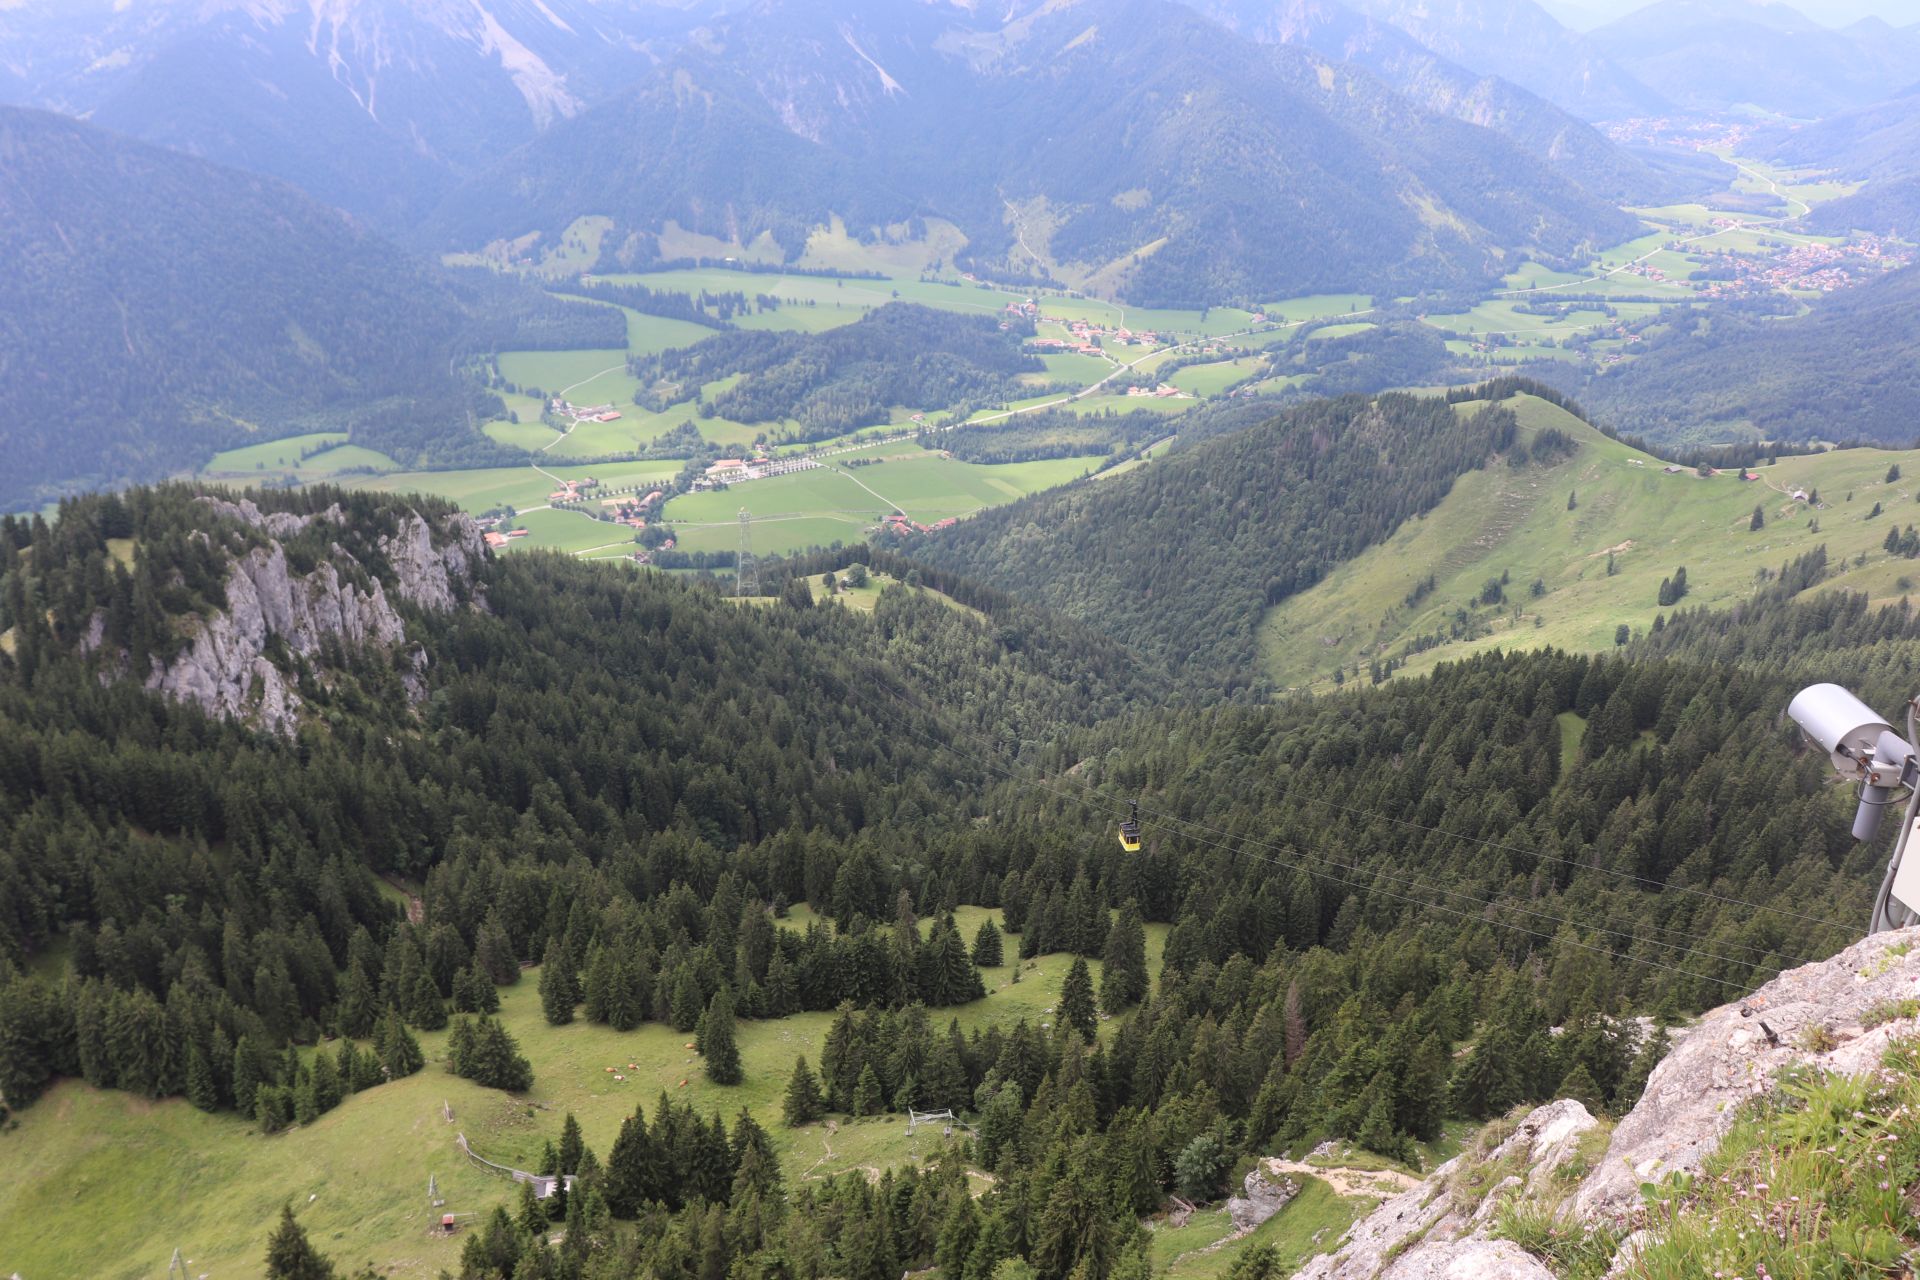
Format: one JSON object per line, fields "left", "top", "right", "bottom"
{"left": 666, "top": 451, "right": 1104, "bottom": 558}
{"left": 1260, "top": 394, "right": 1920, "bottom": 689}
{"left": 0, "top": 909, "right": 1166, "bottom": 1280}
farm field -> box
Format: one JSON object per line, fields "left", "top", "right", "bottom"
{"left": 200, "top": 432, "right": 399, "bottom": 482}
{"left": 0, "top": 908, "right": 1167, "bottom": 1280}
{"left": 1258, "top": 394, "right": 1920, "bottom": 690}
{"left": 352, "top": 460, "right": 683, "bottom": 518}
{"left": 665, "top": 449, "right": 1104, "bottom": 558}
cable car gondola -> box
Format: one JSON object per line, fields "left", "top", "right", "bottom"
{"left": 1118, "top": 801, "right": 1141, "bottom": 852}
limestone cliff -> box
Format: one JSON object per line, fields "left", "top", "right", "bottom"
{"left": 127, "top": 496, "right": 486, "bottom": 734}
{"left": 1294, "top": 925, "right": 1920, "bottom": 1279}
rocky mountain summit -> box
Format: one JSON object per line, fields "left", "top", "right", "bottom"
{"left": 1295, "top": 925, "right": 1920, "bottom": 1278}
{"left": 94, "top": 495, "right": 486, "bottom": 734}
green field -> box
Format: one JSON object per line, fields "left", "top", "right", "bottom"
{"left": 664, "top": 449, "right": 1104, "bottom": 557}
{"left": 201, "top": 433, "right": 399, "bottom": 482}
{"left": 496, "top": 349, "right": 638, "bottom": 408}
{"left": 1168, "top": 358, "right": 1260, "bottom": 397}
{"left": 1259, "top": 394, "right": 1920, "bottom": 689}
{"left": 0, "top": 907, "right": 1167, "bottom": 1280}
{"left": 351, "top": 460, "right": 684, "bottom": 518}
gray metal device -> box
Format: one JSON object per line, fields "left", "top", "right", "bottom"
{"left": 1787, "top": 683, "right": 1920, "bottom": 931}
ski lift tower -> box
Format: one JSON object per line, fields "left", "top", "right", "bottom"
{"left": 737, "top": 508, "right": 756, "bottom": 598}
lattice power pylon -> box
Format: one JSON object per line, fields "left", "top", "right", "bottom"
{"left": 737, "top": 508, "right": 757, "bottom": 598}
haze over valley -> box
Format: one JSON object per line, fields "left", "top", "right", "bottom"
{"left": 5, "top": 2, "right": 1920, "bottom": 1278}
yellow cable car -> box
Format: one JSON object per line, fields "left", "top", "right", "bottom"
{"left": 1118, "top": 801, "right": 1141, "bottom": 852}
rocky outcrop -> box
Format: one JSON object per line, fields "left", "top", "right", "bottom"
{"left": 1575, "top": 925, "right": 1920, "bottom": 1223}
{"left": 1226, "top": 1167, "right": 1299, "bottom": 1233}
{"left": 380, "top": 510, "right": 487, "bottom": 611}
{"left": 1294, "top": 927, "right": 1920, "bottom": 1279}
{"left": 1296, "top": 1100, "right": 1598, "bottom": 1280}
{"left": 143, "top": 501, "right": 486, "bottom": 734}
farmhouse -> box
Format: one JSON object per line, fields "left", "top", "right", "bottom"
{"left": 706, "top": 459, "right": 750, "bottom": 480}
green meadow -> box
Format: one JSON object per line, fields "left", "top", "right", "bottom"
{"left": 0, "top": 908, "right": 1168, "bottom": 1280}
{"left": 201, "top": 433, "right": 399, "bottom": 482}
{"left": 665, "top": 449, "right": 1103, "bottom": 557}
{"left": 1259, "top": 394, "right": 1920, "bottom": 690}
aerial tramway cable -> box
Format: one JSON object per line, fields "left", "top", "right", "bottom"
{"left": 828, "top": 666, "right": 1839, "bottom": 988}
{"left": 836, "top": 661, "right": 1862, "bottom": 936}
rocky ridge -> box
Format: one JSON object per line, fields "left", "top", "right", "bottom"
{"left": 1293, "top": 925, "right": 1920, "bottom": 1279}
{"left": 135, "top": 497, "right": 486, "bottom": 734}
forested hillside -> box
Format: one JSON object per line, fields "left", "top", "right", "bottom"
{"left": 633, "top": 305, "right": 1043, "bottom": 441}
{"left": 914, "top": 391, "right": 1525, "bottom": 685}
{"left": 1535, "top": 266, "right": 1920, "bottom": 445}
{"left": 0, "top": 107, "right": 619, "bottom": 508}
{"left": 0, "top": 483, "right": 1898, "bottom": 1280}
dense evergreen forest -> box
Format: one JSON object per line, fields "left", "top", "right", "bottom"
{"left": 1536, "top": 266, "right": 1920, "bottom": 447}
{"left": 915, "top": 391, "right": 1524, "bottom": 687}
{"left": 630, "top": 305, "right": 1043, "bottom": 441}
{"left": 0, "top": 107, "right": 620, "bottom": 508}
{"left": 0, "top": 482, "right": 1900, "bottom": 1280}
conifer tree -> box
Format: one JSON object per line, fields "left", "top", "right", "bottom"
{"left": 558, "top": 1112, "right": 585, "bottom": 1175}
{"left": 783, "top": 1055, "right": 826, "bottom": 1126}
{"left": 185, "top": 1042, "right": 219, "bottom": 1113}
{"left": 853, "top": 1062, "right": 883, "bottom": 1116}
{"left": 702, "top": 988, "right": 743, "bottom": 1086}
{"left": 603, "top": 1106, "right": 654, "bottom": 1219}
{"left": 335, "top": 964, "right": 377, "bottom": 1040}
{"left": 539, "top": 941, "right": 577, "bottom": 1026}
{"left": 377, "top": 1008, "right": 423, "bottom": 1080}
{"left": 1099, "top": 903, "right": 1148, "bottom": 1013}
{"left": 971, "top": 918, "right": 1004, "bottom": 968}
{"left": 264, "top": 1204, "right": 336, "bottom": 1280}
{"left": 233, "top": 1035, "right": 262, "bottom": 1115}
{"left": 1058, "top": 957, "right": 1098, "bottom": 1041}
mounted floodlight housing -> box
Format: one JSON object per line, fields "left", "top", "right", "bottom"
{"left": 1788, "top": 683, "right": 1920, "bottom": 932}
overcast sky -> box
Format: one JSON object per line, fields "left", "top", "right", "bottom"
{"left": 1542, "top": 0, "right": 1920, "bottom": 27}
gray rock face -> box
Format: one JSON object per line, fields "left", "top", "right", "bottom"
{"left": 1295, "top": 1099, "right": 1598, "bottom": 1280}
{"left": 1226, "top": 1167, "right": 1299, "bottom": 1233}
{"left": 381, "top": 512, "right": 487, "bottom": 611}
{"left": 1575, "top": 925, "right": 1920, "bottom": 1224}
{"left": 1292, "top": 928, "right": 1920, "bottom": 1279}
{"left": 1380, "top": 1240, "right": 1554, "bottom": 1280}
{"left": 142, "top": 501, "right": 484, "bottom": 734}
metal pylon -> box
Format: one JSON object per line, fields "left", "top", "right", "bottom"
{"left": 737, "top": 508, "right": 756, "bottom": 598}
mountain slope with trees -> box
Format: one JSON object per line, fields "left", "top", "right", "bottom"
{"left": 913, "top": 389, "right": 1527, "bottom": 686}
{"left": 1533, "top": 266, "right": 1920, "bottom": 446}
{"left": 433, "top": 0, "right": 1637, "bottom": 306}
{"left": 0, "top": 107, "right": 618, "bottom": 509}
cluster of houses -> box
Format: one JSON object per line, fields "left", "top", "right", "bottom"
{"left": 1695, "top": 232, "right": 1911, "bottom": 297}
{"left": 1026, "top": 316, "right": 1162, "bottom": 360}
{"left": 600, "top": 489, "right": 664, "bottom": 528}
{"left": 481, "top": 527, "right": 532, "bottom": 549}
{"left": 546, "top": 476, "right": 601, "bottom": 504}
{"left": 550, "top": 399, "right": 623, "bottom": 424}
{"left": 1125, "top": 383, "right": 1188, "bottom": 399}
{"left": 692, "top": 455, "right": 823, "bottom": 490}
{"left": 883, "top": 513, "right": 958, "bottom": 535}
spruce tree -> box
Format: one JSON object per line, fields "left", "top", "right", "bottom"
{"left": 264, "top": 1204, "right": 336, "bottom": 1280}
{"left": 378, "top": 1008, "right": 423, "bottom": 1080}
{"left": 702, "top": 988, "right": 743, "bottom": 1086}
{"left": 558, "top": 1112, "right": 585, "bottom": 1175}
{"left": 1058, "top": 957, "right": 1098, "bottom": 1041}
{"left": 852, "top": 1063, "right": 883, "bottom": 1116}
{"left": 971, "top": 918, "right": 1004, "bottom": 968}
{"left": 539, "top": 941, "right": 577, "bottom": 1026}
{"left": 783, "top": 1055, "right": 826, "bottom": 1126}
{"left": 1099, "top": 903, "right": 1148, "bottom": 1013}
{"left": 185, "top": 1042, "right": 219, "bottom": 1113}
{"left": 233, "top": 1036, "right": 262, "bottom": 1115}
